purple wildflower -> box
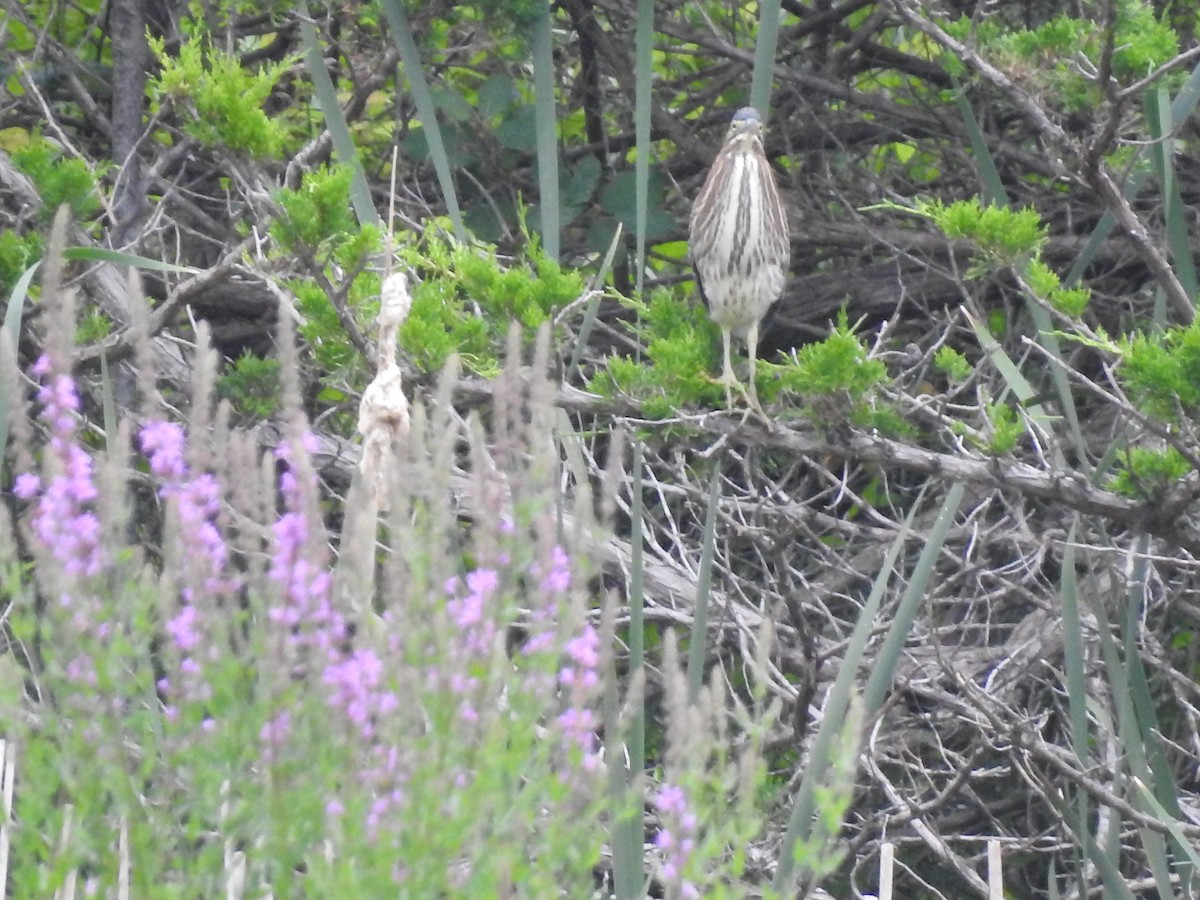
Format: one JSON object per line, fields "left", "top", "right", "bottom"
{"left": 556, "top": 620, "right": 603, "bottom": 774}
{"left": 139, "top": 420, "right": 241, "bottom": 707}
{"left": 167, "top": 605, "right": 200, "bottom": 651}
{"left": 445, "top": 568, "right": 500, "bottom": 661}
{"left": 260, "top": 710, "right": 292, "bottom": 763}
{"left": 139, "top": 420, "right": 186, "bottom": 479}
{"left": 18, "top": 358, "right": 107, "bottom": 591}
{"left": 539, "top": 544, "right": 571, "bottom": 595}
{"left": 323, "top": 647, "right": 399, "bottom": 740}
{"left": 12, "top": 472, "right": 39, "bottom": 499}
{"left": 654, "top": 783, "right": 700, "bottom": 897}
{"left": 560, "top": 626, "right": 600, "bottom": 689}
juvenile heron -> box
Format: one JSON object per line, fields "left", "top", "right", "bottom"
{"left": 688, "top": 106, "right": 790, "bottom": 414}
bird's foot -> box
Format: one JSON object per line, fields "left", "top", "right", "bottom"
{"left": 743, "top": 388, "right": 773, "bottom": 429}
{"left": 704, "top": 370, "right": 743, "bottom": 409}
{"left": 705, "top": 372, "right": 772, "bottom": 427}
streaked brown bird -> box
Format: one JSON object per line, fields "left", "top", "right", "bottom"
{"left": 689, "top": 107, "right": 790, "bottom": 415}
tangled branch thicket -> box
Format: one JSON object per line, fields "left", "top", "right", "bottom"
{"left": 4, "top": 0, "right": 1200, "bottom": 895}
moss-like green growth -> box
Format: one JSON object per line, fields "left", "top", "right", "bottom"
{"left": 272, "top": 167, "right": 365, "bottom": 254}
{"left": 401, "top": 277, "right": 493, "bottom": 376}
{"left": 904, "top": 199, "right": 1089, "bottom": 315}
{"left": 770, "top": 312, "right": 903, "bottom": 431}
{"left": 398, "top": 228, "right": 584, "bottom": 377}
{"left": 11, "top": 139, "right": 101, "bottom": 219}
{"left": 922, "top": 198, "right": 1046, "bottom": 266}
{"left": 943, "top": 3, "right": 1181, "bottom": 111}
{"left": 76, "top": 308, "right": 113, "bottom": 345}
{"left": 270, "top": 166, "right": 383, "bottom": 382}
{"left": 217, "top": 352, "right": 282, "bottom": 421}
{"left": 0, "top": 228, "right": 42, "bottom": 295}
{"left": 981, "top": 401, "right": 1023, "bottom": 456}
{"left": 591, "top": 290, "right": 724, "bottom": 418}
{"left": 775, "top": 312, "right": 888, "bottom": 401}
{"left": 149, "top": 34, "right": 294, "bottom": 159}
{"left": 1109, "top": 446, "right": 1191, "bottom": 497}
{"left": 1120, "top": 321, "right": 1200, "bottom": 421}
{"left": 934, "top": 346, "right": 972, "bottom": 383}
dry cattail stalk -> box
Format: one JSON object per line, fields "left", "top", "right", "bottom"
{"left": 358, "top": 271, "right": 412, "bottom": 509}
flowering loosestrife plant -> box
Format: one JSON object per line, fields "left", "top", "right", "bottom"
{"left": 13, "top": 356, "right": 109, "bottom": 693}
{"left": 4, "top": 357, "right": 610, "bottom": 895}
{"left": 654, "top": 782, "right": 701, "bottom": 899}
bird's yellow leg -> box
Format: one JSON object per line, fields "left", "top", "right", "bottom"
{"left": 711, "top": 326, "right": 742, "bottom": 409}
{"left": 744, "top": 322, "right": 771, "bottom": 426}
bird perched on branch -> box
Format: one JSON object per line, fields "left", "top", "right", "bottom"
{"left": 689, "top": 106, "right": 790, "bottom": 417}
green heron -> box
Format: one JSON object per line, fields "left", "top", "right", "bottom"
{"left": 689, "top": 107, "right": 790, "bottom": 415}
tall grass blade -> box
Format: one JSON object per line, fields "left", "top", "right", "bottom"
{"left": 99, "top": 351, "right": 117, "bottom": 451}
{"left": 1046, "top": 860, "right": 1061, "bottom": 900}
{"left": 297, "top": 0, "right": 379, "bottom": 228}
{"left": 951, "top": 76, "right": 1007, "bottom": 206}
{"left": 686, "top": 461, "right": 721, "bottom": 704}
{"left": 377, "top": 0, "right": 467, "bottom": 242}
{"left": 633, "top": 0, "right": 654, "bottom": 295}
{"left": 1122, "top": 533, "right": 1179, "bottom": 814}
{"left": 861, "top": 482, "right": 964, "bottom": 714}
{"left": 0, "top": 260, "right": 35, "bottom": 465}
{"left": 531, "top": 1, "right": 560, "bottom": 262}
{"left": 1042, "top": 786, "right": 1137, "bottom": 900}
{"left": 1147, "top": 87, "right": 1197, "bottom": 305}
{"left": 950, "top": 96, "right": 1087, "bottom": 466}
{"left": 1131, "top": 779, "right": 1200, "bottom": 871}
{"left": 626, "top": 441, "right": 646, "bottom": 775}
{"left": 749, "top": 0, "right": 783, "bottom": 116}
{"left": 0, "top": 740, "right": 12, "bottom": 895}
{"left": 772, "top": 484, "right": 930, "bottom": 893}
{"left": 609, "top": 440, "right": 646, "bottom": 900}
{"left": 1121, "top": 534, "right": 1192, "bottom": 887}
{"left": 567, "top": 223, "right": 622, "bottom": 382}
{"left": 1060, "top": 520, "right": 1088, "bottom": 764}
{"left": 964, "top": 310, "right": 1075, "bottom": 469}
{"left": 62, "top": 247, "right": 198, "bottom": 274}
{"left": 1085, "top": 554, "right": 1174, "bottom": 894}
{"left": 1058, "top": 519, "right": 1093, "bottom": 894}
{"left": 1066, "top": 59, "right": 1200, "bottom": 288}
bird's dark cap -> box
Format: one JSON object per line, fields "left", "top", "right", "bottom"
{"left": 732, "top": 107, "right": 761, "bottom": 123}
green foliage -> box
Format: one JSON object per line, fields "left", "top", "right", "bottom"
{"left": 271, "top": 166, "right": 382, "bottom": 385}
{"left": 767, "top": 313, "right": 901, "bottom": 431}
{"left": 934, "top": 346, "right": 972, "bottom": 382}
{"left": 920, "top": 198, "right": 1046, "bottom": 265}
{"left": 217, "top": 352, "right": 282, "bottom": 420}
{"left": 1110, "top": 1, "right": 1180, "bottom": 79}
{"left": 75, "top": 308, "right": 112, "bottom": 344}
{"left": 1109, "top": 446, "right": 1191, "bottom": 497}
{"left": 398, "top": 228, "right": 584, "bottom": 376}
{"left": 944, "top": 3, "right": 1181, "bottom": 111}
{"left": 596, "top": 305, "right": 894, "bottom": 422}
{"left": 272, "top": 166, "right": 364, "bottom": 253}
{"left": 777, "top": 312, "right": 888, "bottom": 401}
{"left": 149, "top": 34, "right": 294, "bottom": 159}
{"left": 909, "top": 199, "right": 1090, "bottom": 315}
{"left": 11, "top": 138, "right": 101, "bottom": 219}
{"left": 982, "top": 401, "right": 1023, "bottom": 455}
{"left": 592, "top": 290, "right": 724, "bottom": 418}
{"left": 1048, "top": 284, "right": 1091, "bottom": 317}
{"left": 291, "top": 279, "right": 359, "bottom": 374}
{"left": 1024, "top": 258, "right": 1092, "bottom": 316}
{"left": 1120, "top": 322, "right": 1200, "bottom": 421}
{"left": 0, "top": 228, "right": 42, "bottom": 294}
{"left": 401, "top": 277, "right": 493, "bottom": 375}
